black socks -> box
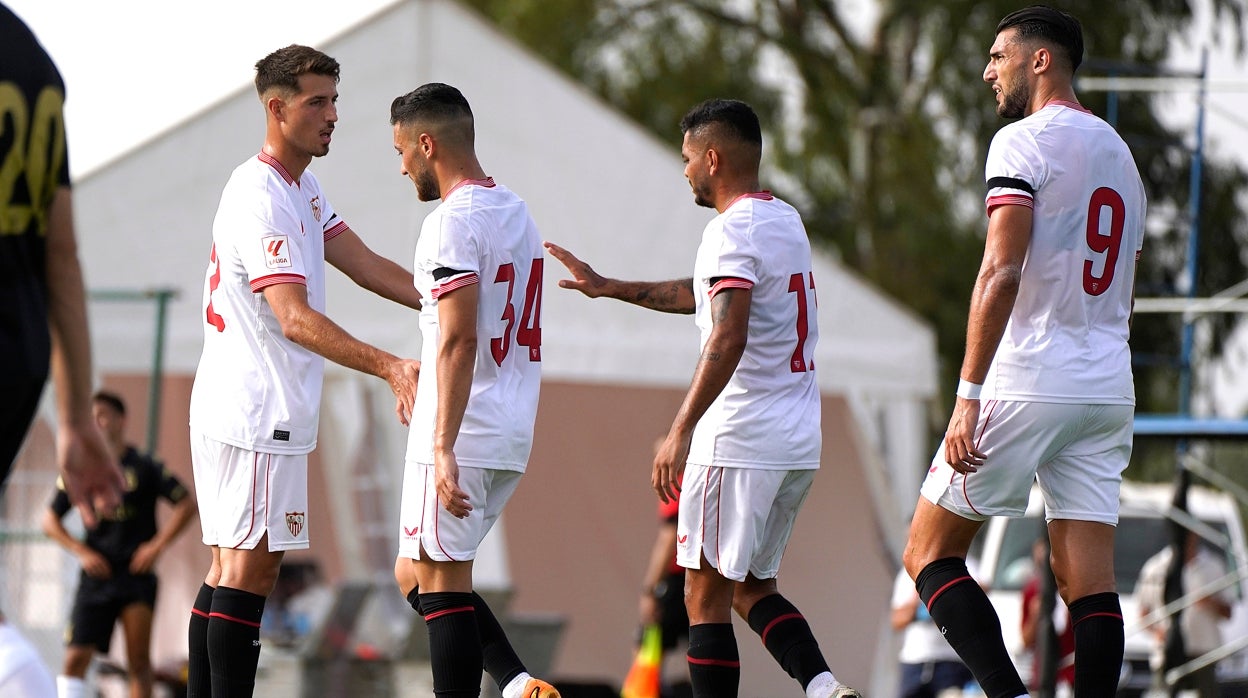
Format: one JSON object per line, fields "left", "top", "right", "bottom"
{"left": 746, "top": 594, "right": 830, "bottom": 690}
{"left": 916, "top": 557, "right": 1026, "bottom": 698}
{"left": 687, "top": 623, "right": 740, "bottom": 698}
{"left": 420, "top": 591, "right": 483, "bottom": 698}
{"left": 1070, "top": 591, "right": 1124, "bottom": 696}
{"left": 186, "top": 583, "right": 214, "bottom": 698}
{"left": 206, "top": 586, "right": 266, "bottom": 698}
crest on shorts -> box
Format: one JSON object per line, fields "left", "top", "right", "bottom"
{"left": 285, "top": 511, "right": 306, "bottom": 538}
{"left": 309, "top": 196, "right": 322, "bottom": 222}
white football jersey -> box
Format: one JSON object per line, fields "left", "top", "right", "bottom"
{"left": 405, "top": 178, "right": 543, "bottom": 472}
{"left": 687, "top": 193, "right": 821, "bottom": 470}
{"left": 189, "top": 153, "right": 348, "bottom": 454}
{"left": 982, "top": 101, "right": 1146, "bottom": 404}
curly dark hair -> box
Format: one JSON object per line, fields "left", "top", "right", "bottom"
{"left": 997, "top": 5, "right": 1084, "bottom": 73}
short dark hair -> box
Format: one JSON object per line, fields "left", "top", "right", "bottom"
{"left": 92, "top": 390, "right": 125, "bottom": 416}
{"left": 997, "top": 5, "right": 1084, "bottom": 73}
{"left": 679, "top": 99, "right": 763, "bottom": 146}
{"left": 389, "top": 83, "right": 474, "bottom": 128}
{"left": 254, "top": 45, "right": 340, "bottom": 97}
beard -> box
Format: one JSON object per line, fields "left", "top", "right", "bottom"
{"left": 415, "top": 167, "right": 440, "bottom": 202}
{"left": 997, "top": 80, "right": 1029, "bottom": 119}
{"left": 691, "top": 181, "right": 714, "bottom": 209}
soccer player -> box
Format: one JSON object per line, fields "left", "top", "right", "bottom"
{"left": 389, "top": 83, "right": 558, "bottom": 698}
{"left": 44, "top": 391, "right": 197, "bottom": 698}
{"left": 0, "top": 3, "right": 123, "bottom": 540}
{"left": 187, "top": 45, "right": 422, "bottom": 697}
{"left": 546, "top": 99, "right": 860, "bottom": 698}
{"left": 1, "top": 4, "right": 125, "bottom": 694}
{"left": 901, "top": 7, "right": 1146, "bottom": 698}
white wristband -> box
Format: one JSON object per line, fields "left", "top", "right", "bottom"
{"left": 956, "top": 379, "right": 982, "bottom": 400}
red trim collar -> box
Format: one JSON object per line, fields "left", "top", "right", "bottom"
{"left": 444, "top": 176, "right": 496, "bottom": 199}
{"left": 1045, "top": 99, "right": 1092, "bottom": 114}
{"left": 257, "top": 152, "right": 296, "bottom": 186}
{"left": 725, "top": 191, "right": 774, "bottom": 210}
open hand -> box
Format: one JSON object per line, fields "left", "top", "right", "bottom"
{"left": 544, "top": 241, "right": 611, "bottom": 298}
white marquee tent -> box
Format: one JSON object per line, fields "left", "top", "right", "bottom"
{"left": 58, "top": 0, "right": 939, "bottom": 692}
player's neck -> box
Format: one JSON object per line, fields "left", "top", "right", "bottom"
{"left": 713, "top": 178, "right": 764, "bottom": 213}
{"left": 1027, "top": 83, "right": 1079, "bottom": 117}
{"left": 261, "top": 141, "right": 312, "bottom": 183}
{"left": 436, "top": 158, "right": 489, "bottom": 199}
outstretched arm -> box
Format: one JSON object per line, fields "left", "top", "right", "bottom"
{"left": 544, "top": 241, "right": 695, "bottom": 314}
{"left": 653, "top": 287, "right": 750, "bottom": 502}
{"left": 45, "top": 187, "right": 125, "bottom": 527}
{"left": 263, "top": 282, "right": 420, "bottom": 424}
{"left": 325, "top": 227, "right": 423, "bottom": 310}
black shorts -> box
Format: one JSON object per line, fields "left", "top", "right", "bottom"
{"left": 0, "top": 375, "right": 44, "bottom": 488}
{"left": 66, "top": 572, "right": 157, "bottom": 652}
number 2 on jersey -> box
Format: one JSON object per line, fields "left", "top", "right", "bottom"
{"left": 1083, "top": 186, "right": 1126, "bottom": 296}
{"left": 788, "top": 272, "right": 815, "bottom": 373}
{"left": 490, "top": 258, "right": 543, "bottom": 365}
{"left": 205, "top": 244, "right": 226, "bottom": 332}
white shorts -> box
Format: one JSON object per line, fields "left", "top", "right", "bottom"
{"left": 191, "top": 432, "right": 310, "bottom": 551}
{"left": 397, "top": 463, "right": 522, "bottom": 562}
{"left": 920, "top": 400, "right": 1133, "bottom": 524}
{"left": 676, "top": 464, "right": 815, "bottom": 582}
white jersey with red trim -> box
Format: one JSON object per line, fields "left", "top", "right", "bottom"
{"left": 405, "top": 179, "right": 543, "bottom": 472}
{"left": 190, "top": 153, "right": 349, "bottom": 454}
{"left": 982, "top": 102, "right": 1146, "bottom": 404}
{"left": 688, "top": 193, "right": 821, "bottom": 470}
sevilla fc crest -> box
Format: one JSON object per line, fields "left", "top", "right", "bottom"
{"left": 285, "top": 511, "right": 306, "bottom": 538}
{"left": 309, "top": 196, "right": 322, "bottom": 222}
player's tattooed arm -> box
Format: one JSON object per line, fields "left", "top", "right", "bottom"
{"left": 624, "top": 278, "right": 695, "bottom": 314}
{"left": 544, "top": 241, "right": 695, "bottom": 313}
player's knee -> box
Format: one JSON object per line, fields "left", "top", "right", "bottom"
{"left": 394, "top": 556, "right": 418, "bottom": 596}
{"left": 731, "top": 577, "right": 777, "bottom": 618}
{"left": 901, "top": 542, "right": 929, "bottom": 581}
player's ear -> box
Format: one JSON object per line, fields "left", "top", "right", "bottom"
{"left": 1032, "top": 46, "right": 1050, "bottom": 75}
{"left": 706, "top": 147, "right": 720, "bottom": 175}
{"left": 418, "top": 132, "right": 435, "bottom": 159}
{"left": 266, "top": 95, "right": 285, "bottom": 122}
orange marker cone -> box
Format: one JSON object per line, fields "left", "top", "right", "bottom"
{"left": 621, "top": 624, "right": 662, "bottom": 698}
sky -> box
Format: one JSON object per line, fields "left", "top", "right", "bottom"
{"left": 6, "top": 0, "right": 397, "bottom": 177}
{"left": 7, "top": 0, "right": 1246, "bottom": 179}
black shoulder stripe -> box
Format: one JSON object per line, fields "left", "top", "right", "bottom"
{"left": 432, "top": 267, "right": 471, "bottom": 281}
{"left": 986, "top": 176, "right": 1035, "bottom": 194}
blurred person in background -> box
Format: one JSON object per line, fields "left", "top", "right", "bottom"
{"left": 43, "top": 391, "right": 196, "bottom": 698}
{"left": 1137, "top": 529, "right": 1232, "bottom": 697}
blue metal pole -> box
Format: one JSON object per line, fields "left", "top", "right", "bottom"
{"left": 1178, "top": 50, "right": 1207, "bottom": 417}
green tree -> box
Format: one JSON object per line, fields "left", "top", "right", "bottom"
{"left": 463, "top": 0, "right": 1248, "bottom": 480}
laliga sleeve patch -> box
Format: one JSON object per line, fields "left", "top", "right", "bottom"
{"left": 262, "top": 235, "right": 292, "bottom": 269}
